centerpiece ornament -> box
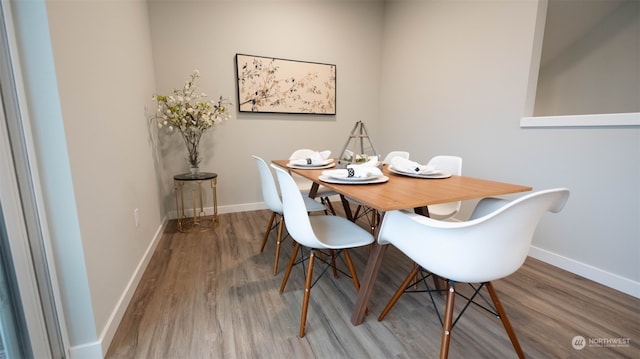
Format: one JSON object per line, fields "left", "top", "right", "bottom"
{"left": 152, "top": 70, "right": 232, "bottom": 174}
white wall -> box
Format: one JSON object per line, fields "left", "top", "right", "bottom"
{"left": 378, "top": 0, "right": 639, "bottom": 296}
{"left": 535, "top": 0, "right": 639, "bottom": 116}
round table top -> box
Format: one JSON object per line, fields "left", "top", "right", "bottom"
{"left": 174, "top": 172, "right": 218, "bottom": 181}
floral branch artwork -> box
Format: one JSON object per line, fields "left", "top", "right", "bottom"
{"left": 235, "top": 54, "right": 336, "bottom": 114}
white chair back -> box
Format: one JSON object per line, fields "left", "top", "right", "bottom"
{"left": 287, "top": 150, "right": 338, "bottom": 203}
{"left": 426, "top": 155, "right": 463, "bottom": 219}
{"left": 378, "top": 188, "right": 570, "bottom": 283}
{"left": 252, "top": 155, "right": 283, "bottom": 214}
{"left": 272, "top": 165, "right": 324, "bottom": 249}
{"left": 382, "top": 151, "right": 410, "bottom": 165}
{"left": 289, "top": 148, "right": 331, "bottom": 160}
{"left": 427, "top": 155, "right": 462, "bottom": 174}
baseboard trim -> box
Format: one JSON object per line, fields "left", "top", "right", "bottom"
{"left": 529, "top": 246, "right": 640, "bottom": 299}
{"left": 87, "top": 216, "right": 169, "bottom": 358}
{"left": 68, "top": 340, "right": 102, "bottom": 359}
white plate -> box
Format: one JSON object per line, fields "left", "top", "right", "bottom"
{"left": 389, "top": 167, "right": 452, "bottom": 179}
{"left": 287, "top": 160, "right": 335, "bottom": 169}
{"left": 319, "top": 175, "right": 389, "bottom": 184}
{"left": 321, "top": 169, "right": 380, "bottom": 181}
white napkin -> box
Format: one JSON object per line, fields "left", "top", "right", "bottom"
{"left": 390, "top": 157, "right": 437, "bottom": 174}
{"left": 347, "top": 157, "right": 382, "bottom": 177}
{"left": 344, "top": 167, "right": 382, "bottom": 178}
{"left": 324, "top": 167, "right": 382, "bottom": 179}
{"left": 288, "top": 150, "right": 331, "bottom": 166}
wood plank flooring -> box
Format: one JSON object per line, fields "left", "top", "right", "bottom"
{"left": 106, "top": 207, "right": 639, "bottom": 358}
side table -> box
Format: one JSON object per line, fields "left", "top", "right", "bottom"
{"left": 173, "top": 172, "right": 218, "bottom": 232}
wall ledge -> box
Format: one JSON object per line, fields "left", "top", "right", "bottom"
{"left": 521, "top": 112, "right": 640, "bottom": 128}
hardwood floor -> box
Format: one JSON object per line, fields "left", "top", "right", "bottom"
{"left": 106, "top": 208, "right": 639, "bottom": 358}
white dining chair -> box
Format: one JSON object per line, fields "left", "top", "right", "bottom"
{"left": 288, "top": 149, "right": 339, "bottom": 214}
{"left": 348, "top": 151, "right": 411, "bottom": 231}
{"left": 272, "top": 164, "right": 374, "bottom": 337}
{"left": 382, "top": 151, "right": 410, "bottom": 165}
{"left": 423, "top": 155, "right": 462, "bottom": 219}
{"left": 376, "top": 188, "right": 570, "bottom": 359}
{"left": 252, "top": 155, "right": 326, "bottom": 275}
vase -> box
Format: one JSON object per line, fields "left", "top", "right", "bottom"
{"left": 184, "top": 131, "right": 203, "bottom": 175}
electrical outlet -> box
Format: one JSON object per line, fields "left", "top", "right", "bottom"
{"left": 134, "top": 208, "right": 140, "bottom": 228}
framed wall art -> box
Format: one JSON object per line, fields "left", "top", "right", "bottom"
{"left": 235, "top": 54, "right": 336, "bottom": 115}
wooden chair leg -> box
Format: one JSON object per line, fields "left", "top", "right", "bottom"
{"left": 299, "top": 250, "right": 316, "bottom": 338}
{"left": 368, "top": 209, "right": 378, "bottom": 233}
{"left": 433, "top": 275, "right": 446, "bottom": 292}
{"left": 378, "top": 263, "right": 420, "bottom": 321}
{"left": 439, "top": 282, "right": 456, "bottom": 359}
{"left": 343, "top": 249, "right": 360, "bottom": 291}
{"left": 486, "top": 282, "right": 525, "bottom": 359}
{"left": 412, "top": 270, "right": 441, "bottom": 290}
{"left": 273, "top": 217, "right": 285, "bottom": 275}
{"left": 280, "top": 243, "right": 300, "bottom": 293}
{"left": 260, "top": 212, "right": 276, "bottom": 252}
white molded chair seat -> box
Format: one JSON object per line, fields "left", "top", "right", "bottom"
{"left": 272, "top": 164, "right": 374, "bottom": 337}
{"left": 377, "top": 188, "right": 570, "bottom": 359}
{"left": 252, "top": 155, "right": 326, "bottom": 275}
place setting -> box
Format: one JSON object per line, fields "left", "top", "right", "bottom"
{"left": 320, "top": 157, "right": 389, "bottom": 184}
{"left": 286, "top": 150, "right": 336, "bottom": 169}
{"left": 388, "top": 157, "right": 452, "bottom": 179}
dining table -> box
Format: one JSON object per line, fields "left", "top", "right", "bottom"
{"left": 271, "top": 159, "right": 532, "bottom": 325}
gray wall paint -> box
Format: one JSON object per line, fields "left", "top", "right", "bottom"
{"left": 535, "top": 0, "right": 639, "bottom": 116}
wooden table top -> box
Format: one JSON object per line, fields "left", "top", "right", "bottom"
{"left": 272, "top": 159, "right": 532, "bottom": 212}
